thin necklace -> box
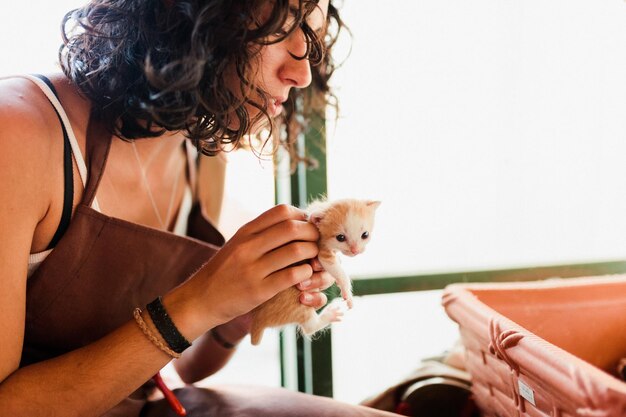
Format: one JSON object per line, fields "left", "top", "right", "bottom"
{"left": 142, "top": 137, "right": 170, "bottom": 171}
{"left": 131, "top": 140, "right": 183, "bottom": 230}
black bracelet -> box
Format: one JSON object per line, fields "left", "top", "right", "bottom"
{"left": 146, "top": 297, "right": 191, "bottom": 354}
{"left": 211, "top": 328, "right": 236, "bottom": 349}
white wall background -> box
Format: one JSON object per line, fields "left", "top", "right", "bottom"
{"left": 0, "top": 2, "right": 78, "bottom": 74}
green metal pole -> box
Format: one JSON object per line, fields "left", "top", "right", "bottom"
{"left": 276, "top": 100, "right": 334, "bottom": 397}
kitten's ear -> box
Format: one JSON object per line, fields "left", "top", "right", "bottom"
{"left": 306, "top": 199, "right": 329, "bottom": 225}
{"left": 367, "top": 200, "right": 382, "bottom": 210}
{"left": 309, "top": 210, "right": 325, "bottom": 225}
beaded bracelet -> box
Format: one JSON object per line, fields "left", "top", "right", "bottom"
{"left": 133, "top": 308, "right": 181, "bottom": 359}
{"left": 146, "top": 297, "right": 192, "bottom": 354}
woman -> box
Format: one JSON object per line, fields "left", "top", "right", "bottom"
{"left": 0, "top": 0, "right": 399, "bottom": 415}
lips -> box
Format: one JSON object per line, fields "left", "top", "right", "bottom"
{"left": 269, "top": 96, "right": 286, "bottom": 116}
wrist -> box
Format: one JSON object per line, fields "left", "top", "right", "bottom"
{"left": 161, "top": 288, "right": 221, "bottom": 343}
{"left": 210, "top": 326, "right": 240, "bottom": 349}
{"left": 214, "top": 320, "right": 249, "bottom": 344}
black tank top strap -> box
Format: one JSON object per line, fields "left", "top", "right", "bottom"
{"left": 32, "top": 74, "right": 74, "bottom": 250}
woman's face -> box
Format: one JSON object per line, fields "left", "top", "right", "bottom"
{"left": 256, "top": 0, "right": 329, "bottom": 117}
{"left": 227, "top": 0, "right": 330, "bottom": 131}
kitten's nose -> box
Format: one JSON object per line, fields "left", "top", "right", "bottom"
{"left": 350, "top": 246, "right": 359, "bottom": 255}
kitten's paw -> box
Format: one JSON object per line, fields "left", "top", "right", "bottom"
{"left": 339, "top": 290, "right": 354, "bottom": 309}
{"left": 320, "top": 298, "right": 346, "bottom": 324}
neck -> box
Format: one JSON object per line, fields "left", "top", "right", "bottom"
{"left": 132, "top": 133, "right": 186, "bottom": 167}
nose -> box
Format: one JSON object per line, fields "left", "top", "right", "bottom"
{"left": 279, "top": 30, "right": 313, "bottom": 88}
{"left": 350, "top": 245, "right": 359, "bottom": 255}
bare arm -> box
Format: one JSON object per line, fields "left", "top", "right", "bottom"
{"left": 174, "top": 317, "right": 252, "bottom": 383}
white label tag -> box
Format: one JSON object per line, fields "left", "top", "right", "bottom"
{"left": 518, "top": 379, "right": 536, "bottom": 406}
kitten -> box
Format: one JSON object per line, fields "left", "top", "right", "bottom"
{"left": 250, "top": 198, "right": 381, "bottom": 345}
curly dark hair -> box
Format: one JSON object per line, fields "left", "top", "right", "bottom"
{"left": 59, "top": 0, "right": 344, "bottom": 157}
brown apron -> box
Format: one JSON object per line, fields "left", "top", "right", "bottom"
{"left": 22, "top": 114, "right": 224, "bottom": 415}
{"left": 22, "top": 114, "right": 399, "bottom": 417}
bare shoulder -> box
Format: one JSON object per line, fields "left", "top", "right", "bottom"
{"left": 0, "top": 76, "right": 60, "bottom": 143}
{"left": 0, "top": 77, "right": 58, "bottom": 222}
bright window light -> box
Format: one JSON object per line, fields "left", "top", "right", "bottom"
{"left": 328, "top": 0, "right": 626, "bottom": 278}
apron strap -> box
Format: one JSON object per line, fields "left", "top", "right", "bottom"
{"left": 184, "top": 139, "right": 199, "bottom": 203}
{"left": 83, "top": 113, "right": 112, "bottom": 208}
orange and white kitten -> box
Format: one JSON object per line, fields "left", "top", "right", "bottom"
{"left": 250, "top": 199, "right": 381, "bottom": 345}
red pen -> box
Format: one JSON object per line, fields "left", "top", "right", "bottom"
{"left": 152, "top": 372, "right": 187, "bottom": 416}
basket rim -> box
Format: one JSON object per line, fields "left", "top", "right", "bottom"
{"left": 442, "top": 281, "right": 626, "bottom": 407}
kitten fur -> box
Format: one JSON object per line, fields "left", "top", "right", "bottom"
{"left": 250, "top": 198, "right": 381, "bottom": 345}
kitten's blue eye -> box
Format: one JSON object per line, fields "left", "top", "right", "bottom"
{"left": 361, "top": 231, "right": 369, "bottom": 240}
{"left": 336, "top": 234, "right": 346, "bottom": 242}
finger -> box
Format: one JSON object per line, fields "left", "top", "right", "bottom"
{"left": 250, "top": 219, "right": 319, "bottom": 255}
{"left": 297, "top": 271, "right": 334, "bottom": 291}
{"left": 259, "top": 241, "right": 319, "bottom": 277}
{"left": 239, "top": 204, "right": 307, "bottom": 236}
{"left": 264, "top": 262, "right": 314, "bottom": 295}
{"left": 310, "top": 257, "right": 325, "bottom": 272}
{"left": 299, "top": 291, "right": 328, "bottom": 310}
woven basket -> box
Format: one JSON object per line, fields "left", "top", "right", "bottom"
{"left": 442, "top": 275, "right": 626, "bottom": 416}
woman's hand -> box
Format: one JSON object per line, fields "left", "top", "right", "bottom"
{"left": 215, "top": 257, "right": 335, "bottom": 341}
{"left": 297, "top": 257, "right": 335, "bottom": 309}
{"left": 215, "top": 257, "right": 333, "bottom": 335}
{"left": 166, "top": 204, "right": 320, "bottom": 340}
{"left": 173, "top": 256, "right": 335, "bottom": 384}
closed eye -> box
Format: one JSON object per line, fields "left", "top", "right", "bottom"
{"left": 272, "top": 6, "right": 299, "bottom": 38}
